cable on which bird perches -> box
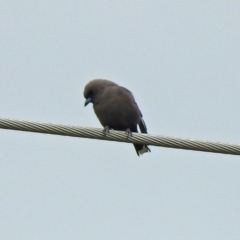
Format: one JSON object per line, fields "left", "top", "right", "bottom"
{"left": 0, "top": 117, "right": 239, "bottom": 155}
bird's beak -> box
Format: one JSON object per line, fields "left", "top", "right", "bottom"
{"left": 84, "top": 97, "right": 92, "bottom": 106}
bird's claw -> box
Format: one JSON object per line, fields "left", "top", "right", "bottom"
{"left": 103, "top": 126, "right": 110, "bottom": 136}
{"left": 125, "top": 128, "right": 133, "bottom": 139}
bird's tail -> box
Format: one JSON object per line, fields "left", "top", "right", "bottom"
{"left": 133, "top": 144, "right": 151, "bottom": 156}
{"left": 133, "top": 117, "right": 150, "bottom": 156}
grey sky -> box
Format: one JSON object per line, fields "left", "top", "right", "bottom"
{"left": 1, "top": 1, "right": 240, "bottom": 239}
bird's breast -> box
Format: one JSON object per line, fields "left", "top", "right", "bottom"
{"left": 93, "top": 99, "right": 140, "bottom": 130}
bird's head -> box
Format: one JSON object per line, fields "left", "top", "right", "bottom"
{"left": 83, "top": 79, "right": 117, "bottom": 106}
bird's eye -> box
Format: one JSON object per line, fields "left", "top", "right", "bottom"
{"left": 88, "top": 90, "right": 92, "bottom": 97}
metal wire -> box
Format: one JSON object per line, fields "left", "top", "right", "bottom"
{"left": 0, "top": 117, "right": 239, "bottom": 155}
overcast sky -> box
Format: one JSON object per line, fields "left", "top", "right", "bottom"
{"left": 1, "top": 1, "right": 240, "bottom": 239}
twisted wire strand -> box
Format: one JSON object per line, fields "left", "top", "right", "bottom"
{"left": 0, "top": 117, "right": 239, "bottom": 155}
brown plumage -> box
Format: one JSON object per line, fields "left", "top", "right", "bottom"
{"left": 83, "top": 79, "right": 150, "bottom": 156}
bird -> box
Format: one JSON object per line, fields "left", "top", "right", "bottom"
{"left": 83, "top": 79, "right": 150, "bottom": 156}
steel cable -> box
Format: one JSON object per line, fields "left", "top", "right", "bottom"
{"left": 0, "top": 117, "right": 239, "bottom": 155}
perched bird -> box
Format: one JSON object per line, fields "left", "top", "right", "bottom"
{"left": 83, "top": 79, "right": 150, "bottom": 156}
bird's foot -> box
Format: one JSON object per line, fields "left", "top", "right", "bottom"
{"left": 125, "top": 128, "right": 133, "bottom": 139}
{"left": 103, "top": 126, "right": 110, "bottom": 136}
